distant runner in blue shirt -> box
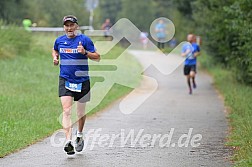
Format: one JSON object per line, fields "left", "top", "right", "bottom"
{"left": 155, "top": 19, "right": 166, "bottom": 49}
{"left": 181, "top": 34, "right": 200, "bottom": 94}
{"left": 52, "top": 15, "right": 100, "bottom": 155}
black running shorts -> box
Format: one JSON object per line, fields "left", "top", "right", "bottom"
{"left": 184, "top": 65, "right": 197, "bottom": 75}
{"left": 58, "top": 77, "right": 90, "bottom": 102}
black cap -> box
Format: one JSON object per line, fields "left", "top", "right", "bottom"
{"left": 63, "top": 15, "right": 78, "bottom": 25}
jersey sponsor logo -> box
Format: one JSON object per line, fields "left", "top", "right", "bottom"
{"left": 60, "top": 48, "right": 78, "bottom": 53}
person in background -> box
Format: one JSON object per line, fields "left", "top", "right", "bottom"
{"left": 101, "top": 18, "right": 112, "bottom": 39}
{"left": 22, "top": 17, "right": 32, "bottom": 31}
{"left": 181, "top": 34, "right": 200, "bottom": 94}
{"left": 140, "top": 32, "right": 149, "bottom": 49}
{"left": 155, "top": 19, "right": 166, "bottom": 50}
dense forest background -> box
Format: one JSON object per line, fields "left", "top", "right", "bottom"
{"left": 0, "top": 0, "right": 251, "bottom": 83}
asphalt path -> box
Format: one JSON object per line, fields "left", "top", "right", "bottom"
{"left": 0, "top": 50, "right": 232, "bottom": 167}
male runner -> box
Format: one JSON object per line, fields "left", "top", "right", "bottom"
{"left": 181, "top": 34, "right": 200, "bottom": 94}
{"left": 52, "top": 15, "right": 100, "bottom": 155}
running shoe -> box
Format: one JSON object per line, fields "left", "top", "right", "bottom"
{"left": 75, "top": 137, "right": 84, "bottom": 152}
{"left": 64, "top": 141, "right": 75, "bottom": 155}
{"left": 193, "top": 82, "right": 197, "bottom": 89}
{"left": 189, "top": 88, "right": 192, "bottom": 95}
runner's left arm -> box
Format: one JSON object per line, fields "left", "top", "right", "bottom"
{"left": 193, "top": 45, "right": 201, "bottom": 57}
{"left": 86, "top": 51, "right": 100, "bottom": 62}
{"left": 78, "top": 38, "right": 100, "bottom": 62}
{"left": 194, "top": 51, "right": 200, "bottom": 57}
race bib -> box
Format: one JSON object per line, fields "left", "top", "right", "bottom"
{"left": 65, "top": 81, "right": 82, "bottom": 92}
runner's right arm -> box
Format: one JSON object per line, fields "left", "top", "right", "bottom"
{"left": 181, "top": 49, "right": 190, "bottom": 57}
{"left": 52, "top": 48, "right": 59, "bottom": 66}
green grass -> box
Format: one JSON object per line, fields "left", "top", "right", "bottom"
{"left": 0, "top": 21, "right": 32, "bottom": 59}
{"left": 0, "top": 34, "right": 60, "bottom": 157}
{"left": 199, "top": 51, "right": 252, "bottom": 167}
{"left": 0, "top": 34, "right": 142, "bottom": 157}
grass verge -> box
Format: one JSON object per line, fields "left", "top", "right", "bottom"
{"left": 0, "top": 33, "right": 142, "bottom": 157}
{"left": 199, "top": 50, "right": 252, "bottom": 167}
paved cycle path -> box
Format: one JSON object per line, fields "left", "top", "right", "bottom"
{"left": 0, "top": 50, "right": 232, "bottom": 167}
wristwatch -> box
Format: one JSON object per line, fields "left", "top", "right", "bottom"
{"left": 84, "top": 50, "right": 89, "bottom": 55}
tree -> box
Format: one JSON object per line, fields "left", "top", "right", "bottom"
{"left": 98, "top": 0, "right": 122, "bottom": 25}
{"left": 153, "top": 0, "right": 173, "bottom": 18}
{"left": 118, "top": 0, "right": 156, "bottom": 31}
{"left": 188, "top": 0, "right": 235, "bottom": 66}
{"left": 0, "top": 0, "right": 90, "bottom": 26}
{"left": 0, "top": 0, "right": 26, "bottom": 24}
{"left": 224, "top": 0, "right": 252, "bottom": 83}
{"left": 172, "top": 0, "right": 195, "bottom": 19}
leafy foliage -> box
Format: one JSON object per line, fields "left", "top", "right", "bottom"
{"left": 117, "top": 0, "right": 156, "bottom": 31}
{"left": 99, "top": 0, "right": 122, "bottom": 24}
{"left": 224, "top": 0, "right": 252, "bottom": 83}
{"left": 0, "top": 0, "right": 89, "bottom": 26}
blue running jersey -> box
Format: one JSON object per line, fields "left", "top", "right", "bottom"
{"left": 54, "top": 34, "right": 96, "bottom": 83}
{"left": 182, "top": 42, "right": 200, "bottom": 65}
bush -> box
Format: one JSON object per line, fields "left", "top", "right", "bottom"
{"left": 0, "top": 20, "right": 32, "bottom": 58}
{"left": 224, "top": 0, "right": 252, "bottom": 84}
{"left": 187, "top": 0, "right": 252, "bottom": 84}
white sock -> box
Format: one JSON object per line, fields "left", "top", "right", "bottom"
{"left": 77, "top": 131, "right": 83, "bottom": 138}
{"left": 66, "top": 139, "right": 72, "bottom": 144}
